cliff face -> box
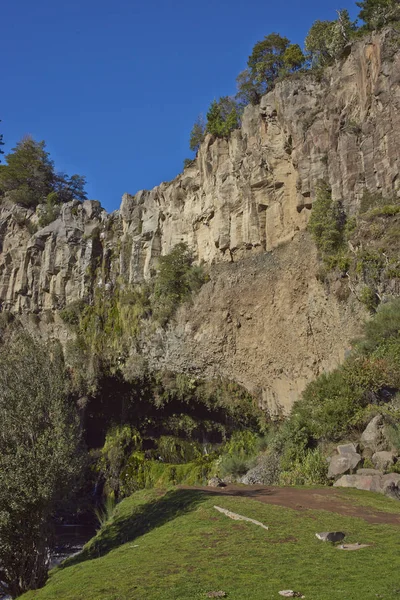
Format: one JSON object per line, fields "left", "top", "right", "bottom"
{"left": 0, "top": 30, "right": 399, "bottom": 412}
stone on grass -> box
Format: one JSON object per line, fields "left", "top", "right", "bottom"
{"left": 206, "top": 592, "right": 227, "bottom": 598}
{"left": 337, "top": 543, "right": 371, "bottom": 551}
{"left": 315, "top": 532, "right": 345, "bottom": 543}
{"left": 372, "top": 451, "right": 397, "bottom": 471}
{"left": 278, "top": 591, "right": 305, "bottom": 598}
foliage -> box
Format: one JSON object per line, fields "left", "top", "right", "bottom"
{"left": 152, "top": 242, "right": 208, "bottom": 325}
{"left": 308, "top": 181, "right": 346, "bottom": 256}
{"left": 357, "top": 0, "right": 400, "bottom": 30}
{"left": 0, "top": 333, "right": 83, "bottom": 598}
{"left": 156, "top": 436, "right": 203, "bottom": 463}
{"left": 305, "top": 10, "right": 356, "bottom": 67}
{"left": 358, "top": 298, "right": 400, "bottom": 352}
{"left": 278, "top": 299, "right": 400, "bottom": 461}
{"left": 37, "top": 193, "right": 61, "bottom": 228}
{"left": 189, "top": 115, "right": 206, "bottom": 153}
{"left": 218, "top": 454, "right": 252, "bottom": 478}
{"left": 94, "top": 495, "right": 117, "bottom": 530}
{"left": 280, "top": 448, "right": 329, "bottom": 486}
{"left": 236, "top": 33, "right": 306, "bottom": 105}
{"left": 98, "top": 425, "right": 142, "bottom": 499}
{"left": 282, "top": 44, "right": 307, "bottom": 72}
{"left": 0, "top": 136, "right": 87, "bottom": 208}
{"left": 206, "top": 97, "right": 240, "bottom": 138}
{"left": 359, "top": 285, "right": 379, "bottom": 312}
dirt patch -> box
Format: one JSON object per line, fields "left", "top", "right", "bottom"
{"left": 180, "top": 485, "right": 400, "bottom": 526}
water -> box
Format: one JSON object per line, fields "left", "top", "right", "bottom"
{"left": 0, "top": 523, "right": 95, "bottom": 599}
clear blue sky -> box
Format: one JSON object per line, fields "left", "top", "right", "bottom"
{"left": 2, "top": 0, "right": 358, "bottom": 212}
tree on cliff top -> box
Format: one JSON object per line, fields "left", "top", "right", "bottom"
{"left": 305, "top": 10, "right": 357, "bottom": 67}
{"left": 236, "top": 33, "right": 305, "bottom": 106}
{"left": 0, "top": 136, "right": 87, "bottom": 208}
{"left": 357, "top": 0, "right": 400, "bottom": 30}
{"left": 0, "top": 333, "right": 84, "bottom": 598}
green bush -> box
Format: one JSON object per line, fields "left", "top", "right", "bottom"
{"left": 152, "top": 243, "right": 208, "bottom": 325}
{"left": 280, "top": 449, "right": 328, "bottom": 486}
{"left": 218, "top": 454, "right": 252, "bottom": 478}
{"left": 308, "top": 182, "right": 346, "bottom": 257}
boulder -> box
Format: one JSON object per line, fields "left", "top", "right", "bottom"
{"left": 337, "top": 443, "right": 359, "bottom": 456}
{"left": 381, "top": 473, "right": 400, "bottom": 498}
{"left": 333, "top": 474, "right": 382, "bottom": 493}
{"left": 356, "top": 468, "right": 383, "bottom": 476}
{"left": 328, "top": 452, "right": 362, "bottom": 478}
{"left": 372, "top": 451, "right": 397, "bottom": 471}
{"left": 360, "top": 415, "right": 390, "bottom": 452}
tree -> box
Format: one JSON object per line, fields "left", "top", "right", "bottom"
{"left": 54, "top": 173, "right": 87, "bottom": 203}
{"left": 206, "top": 97, "right": 240, "bottom": 138}
{"left": 357, "top": 0, "right": 400, "bottom": 29}
{"left": 189, "top": 115, "right": 206, "bottom": 153}
{"left": 237, "top": 33, "right": 306, "bottom": 106}
{"left": 236, "top": 69, "right": 262, "bottom": 106}
{"left": 283, "top": 44, "right": 307, "bottom": 72}
{"left": 0, "top": 333, "right": 84, "bottom": 598}
{"left": 305, "top": 10, "right": 357, "bottom": 68}
{"left": 0, "top": 136, "right": 87, "bottom": 208}
{"left": 0, "top": 137, "right": 54, "bottom": 207}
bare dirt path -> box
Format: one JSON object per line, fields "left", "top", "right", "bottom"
{"left": 181, "top": 485, "right": 400, "bottom": 526}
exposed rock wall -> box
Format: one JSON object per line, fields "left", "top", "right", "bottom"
{"left": 0, "top": 30, "right": 399, "bottom": 411}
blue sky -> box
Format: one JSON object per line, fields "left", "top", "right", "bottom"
{"left": 2, "top": 0, "right": 359, "bottom": 212}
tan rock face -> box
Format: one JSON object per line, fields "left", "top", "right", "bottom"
{"left": 0, "top": 31, "right": 398, "bottom": 412}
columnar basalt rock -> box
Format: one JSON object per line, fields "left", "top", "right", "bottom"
{"left": 0, "top": 30, "right": 399, "bottom": 412}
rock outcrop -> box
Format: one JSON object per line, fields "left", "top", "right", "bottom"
{"left": 0, "top": 30, "right": 399, "bottom": 412}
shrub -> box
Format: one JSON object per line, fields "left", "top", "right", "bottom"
{"left": 308, "top": 182, "right": 346, "bottom": 257}
{"left": 219, "top": 454, "right": 252, "bottom": 478}
{"left": 152, "top": 243, "right": 208, "bottom": 325}
{"left": 279, "top": 449, "right": 328, "bottom": 486}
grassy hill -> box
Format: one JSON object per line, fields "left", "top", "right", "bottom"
{"left": 21, "top": 486, "right": 400, "bottom": 600}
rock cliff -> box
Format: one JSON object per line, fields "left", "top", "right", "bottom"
{"left": 0, "top": 30, "right": 399, "bottom": 412}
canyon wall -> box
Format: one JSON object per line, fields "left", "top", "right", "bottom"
{"left": 0, "top": 29, "right": 399, "bottom": 412}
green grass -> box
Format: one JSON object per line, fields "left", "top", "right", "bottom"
{"left": 22, "top": 487, "right": 400, "bottom": 600}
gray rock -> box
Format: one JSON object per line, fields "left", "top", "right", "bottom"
{"left": 315, "top": 532, "right": 346, "bottom": 543}
{"left": 356, "top": 468, "right": 383, "bottom": 476}
{"left": 328, "top": 452, "right": 362, "bottom": 478}
{"left": 360, "top": 415, "right": 390, "bottom": 452}
{"left": 337, "top": 443, "right": 359, "bottom": 456}
{"left": 333, "top": 474, "right": 383, "bottom": 493}
{"left": 381, "top": 473, "right": 400, "bottom": 499}
{"left": 383, "top": 482, "right": 400, "bottom": 500}
{"left": 372, "top": 451, "right": 397, "bottom": 471}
